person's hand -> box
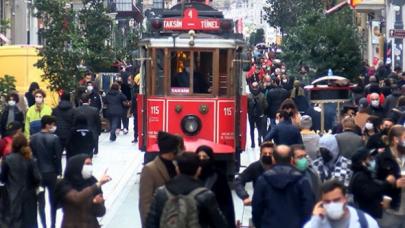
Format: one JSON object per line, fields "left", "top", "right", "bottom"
{"left": 396, "top": 177, "right": 405, "bottom": 188}
{"left": 386, "top": 175, "right": 396, "bottom": 185}
{"left": 98, "top": 169, "right": 112, "bottom": 186}
{"left": 93, "top": 194, "right": 104, "bottom": 204}
{"left": 313, "top": 202, "right": 325, "bottom": 218}
{"left": 243, "top": 198, "right": 252, "bottom": 206}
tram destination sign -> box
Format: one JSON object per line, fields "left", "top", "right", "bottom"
{"left": 163, "top": 8, "right": 220, "bottom": 31}
{"left": 389, "top": 29, "right": 405, "bottom": 39}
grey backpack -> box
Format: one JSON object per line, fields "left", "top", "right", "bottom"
{"left": 159, "top": 187, "right": 206, "bottom": 228}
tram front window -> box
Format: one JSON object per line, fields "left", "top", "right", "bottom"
{"left": 170, "top": 51, "right": 212, "bottom": 95}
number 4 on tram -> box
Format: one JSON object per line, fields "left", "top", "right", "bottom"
{"left": 136, "top": 2, "right": 248, "bottom": 174}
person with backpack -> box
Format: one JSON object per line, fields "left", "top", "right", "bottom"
{"left": 304, "top": 180, "right": 379, "bottom": 228}
{"left": 247, "top": 81, "right": 268, "bottom": 148}
{"left": 145, "top": 153, "right": 227, "bottom": 228}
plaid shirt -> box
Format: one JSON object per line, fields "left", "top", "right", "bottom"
{"left": 312, "top": 155, "right": 353, "bottom": 187}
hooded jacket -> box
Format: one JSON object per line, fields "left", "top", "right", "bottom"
{"left": 252, "top": 164, "right": 314, "bottom": 228}
{"left": 264, "top": 119, "right": 303, "bottom": 146}
{"left": 52, "top": 100, "right": 75, "bottom": 142}
{"left": 104, "top": 90, "right": 127, "bottom": 117}
{"left": 24, "top": 104, "right": 52, "bottom": 138}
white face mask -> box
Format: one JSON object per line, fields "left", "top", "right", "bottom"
{"left": 35, "top": 97, "right": 43, "bottom": 104}
{"left": 371, "top": 100, "right": 379, "bottom": 107}
{"left": 365, "top": 122, "right": 374, "bottom": 130}
{"left": 275, "top": 119, "right": 280, "bottom": 125}
{"left": 8, "top": 100, "right": 16, "bottom": 106}
{"left": 282, "top": 79, "right": 288, "bottom": 83}
{"left": 81, "top": 164, "right": 93, "bottom": 179}
{"left": 87, "top": 85, "right": 94, "bottom": 92}
{"left": 49, "top": 126, "right": 57, "bottom": 133}
{"left": 323, "top": 202, "right": 345, "bottom": 220}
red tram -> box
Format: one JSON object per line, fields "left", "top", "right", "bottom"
{"left": 136, "top": 2, "right": 247, "bottom": 170}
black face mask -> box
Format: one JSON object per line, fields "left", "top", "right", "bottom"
{"left": 381, "top": 128, "right": 390, "bottom": 136}
{"left": 320, "top": 148, "right": 333, "bottom": 163}
{"left": 261, "top": 155, "right": 273, "bottom": 165}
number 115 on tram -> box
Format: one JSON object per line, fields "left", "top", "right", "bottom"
{"left": 136, "top": 2, "right": 248, "bottom": 172}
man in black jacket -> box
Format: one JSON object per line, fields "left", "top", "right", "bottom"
{"left": 266, "top": 82, "right": 289, "bottom": 131}
{"left": 145, "top": 153, "right": 227, "bottom": 228}
{"left": 252, "top": 145, "right": 314, "bottom": 228}
{"left": 234, "top": 142, "right": 274, "bottom": 205}
{"left": 30, "top": 115, "right": 62, "bottom": 228}
{"left": 52, "top": 93, "right": 74, "bottom": 151}
{"left": 74, "top": 94, "right": 101, "bottom": 155}
{"left": 264, "top": 110, "right": 303, "bottom": 146}
{"left": 85, "top": 81, "right": 102, "bottom": 112}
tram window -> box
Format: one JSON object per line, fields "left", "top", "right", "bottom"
{"left": 155, "top": 49, "right": 164, "bottom": 95}
{"left": 171, "top": 51, "right": 191, "bottom": 93}
{"left": 193, "top": 52, "right": 212, "bottom": 94}
{"left": 219, "top": 50, "right": 228, "bottom": 96}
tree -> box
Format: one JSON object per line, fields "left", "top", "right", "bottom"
{"left": 0, "top": 75, "right": 16, "bottom": 95}
{"left": 264, "top": 0, "right": 320, "bottom": 35}
{"left": 79, "top": 0, "right": 114, "bottom": 72}
{"left": 34, "top": 0, "right": 83, "bottom": 93}
{"left": 249, "top": 28, "right": 265, "bottom": 46}
{"left": 281, "top": 8, "right": 362, "bottom": 79}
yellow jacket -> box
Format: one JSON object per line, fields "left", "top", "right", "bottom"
{"left": 24, "top": 104, "right": 52, "bottom": 138}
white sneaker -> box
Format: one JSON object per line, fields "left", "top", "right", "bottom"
{"left": 123, "top": 129, "right": 128, "bottom": 135}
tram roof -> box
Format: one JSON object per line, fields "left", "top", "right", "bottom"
{"left": 140, "top": 33, "right": 245, "bottom": 49}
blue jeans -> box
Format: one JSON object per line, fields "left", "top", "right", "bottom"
{"left": 109, "top": 116, "right": 120, "bottom": 141}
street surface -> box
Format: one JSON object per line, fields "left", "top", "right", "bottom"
{"left": 48, "top": 118, "right": 258, "bottom": 227}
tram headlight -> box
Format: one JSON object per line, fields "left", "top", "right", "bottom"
{"left": 181, "top": 115, "right": 201, "bottom": 136}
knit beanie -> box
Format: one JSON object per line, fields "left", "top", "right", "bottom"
{"left": 158, "top": 131, "right": 179, "bottom": 154}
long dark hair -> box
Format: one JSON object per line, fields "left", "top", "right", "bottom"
{"left": 28, "top": 82, "right": 40, "bottom": 93}
{"left": 12, "top": 133, "right": 32, "bottom": 160}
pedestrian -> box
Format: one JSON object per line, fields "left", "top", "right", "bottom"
{"left": 265, "top": 80, "right": 289, "bottom": 129}
{"left": 280, "top": 98, "right": 302, "bottom": 127}
{"left": 129, "top": 73, "right": 140, "bottom": 143}
{"left": 304, "top": 180, "right": 378, "bottom": 228}
{"left": 264, "top": 110, "right": 303, "bottom": 145}
{"left": 24, "top": 82, "right": 39, "bottom": 108}
{"left": 75, "top": 72, "right": 93, "bottom": 107}
{"left": 0, "top": 122, "right": 22, "bottom": 157}
{"left": 247, "top": 82, "right": 268, "bottom": 148}
{"left": 350, "top": 148, "right": 395, "bottom": 219}
{"left": 368, "top": 92, "right": 385, "bottom": 119}
{"left": 116, "top": 75, "right": 131, "bottom": 135}
{"left": 291, "top": 144, "right": 322, "bottom": 201}
{"left": 376, "top": 125, "right": 405, "bottom": 227}
{"left": 29, "top": 115, "right": 62, "bottom": 228}
{"left": 300, "top": 115, "right": 320, "bottom": 160}
{"left": 24, "top": 89, "right": 52, "bottom": 138}
{"left": 335, "top": 117, "right": 364, "bottom": 159}
{"left": 388, "top": 95, "right": 405, "bottom": 125}
{"left": 354, "top": 97, "right": 370, "bottom": 129}
{"left": 196, "top": 145, "right": 236, "bottom": 228}
{"left": 66, "top": 114, "right": 95, "bottom": 159}
{"left": 0, "top": 133, "right": 41, "bottom": 228}
{"left": 364, "top": 116, "right": 385, "bottom": 150}
{"left": 252, "top": 145, "right": 314, "bottom": 228}
{"left": 364, "top": 75, "right": 381, "bottom": 95}
{"left": 104, "top": 83, "right": 127, "bottom": 142}
{"left": 145, "top": 153, "right": 227, "bottom": 228}
{"left": 74, "top": 94, "right": 101, "bottom": 154}
{"left": 139, "top": 131, "right": 180, "bottom": 225}
{"left": 234, "top": 141, "right": 274, "bottom": 205}
{"left": 312, "top": 134, "right": 353, "bottom": 187}
{"left": 0, "top": 92, "right": 24, "bottom": 137}
{"left": 52, "top": 93, "right": 75, "bottom": 151}
{"left": 291, "top": 80, "right": 309, "bottom": 112}
{"left": 85, "top": 81, "right": 102, "bottom": 112}
{"left": 384, "top": 84, "right": 401, "bottom": 115}
{"left": 55, "top": 154, "right": 111, "bottom": 228}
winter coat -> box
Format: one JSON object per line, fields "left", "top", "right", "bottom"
{"left": 367, "top": 106, "right": 385, "bottom": 119}
{"left": 234, "top": 160, "right": 265, "bottom": 200}
{"left": 375, "top": 148, "right": 402, "bottom": 211}
{"left": 0, "top": 153, "right": 41, "bottom": 228}
{"left": 335, "top": 130, "right": 364, "bottom": 159}
{"left": 201, "top": 170, "right": 235, "bottom": 228}
{"left": 384, "top": 93, "right": 400, "bottom": 114}
{"left": 88, "top": 91, "right": 102, "bottom": 112}
{"left": 52, "top": 100, "right": 75, "bottom": 142}
{"left": 264, "top": 119, "right": 303, "bottom": 146}
{"left": 24, "top": 104, "right": 52, "bottom": 138}
{"left": 388, "top": 106, "right": 405, "bottom": 124}
{"left": 266, "top": 87, "right": 289, "bottom": 119}
{"left": 301, "top": 130, "right": 320, "bottom": 160}
{"left": 74, "top": 105, "right": 101, "bottom": 140}
{"left": 66, "top": 129, "right": 95, "bottom": 159}
{"left": 145, "top": 175, "right": 228, "bottom": 228}
{"left": 247, "top": 92, "right": 268, "bottom": 118}
{"left": 350, "top": 165, "right": 391, "bottom": 218}
{"left": 0, "top": 106, "right": 24, "bottom": 136}
{"left": 30, "top": 132, "right": 62, "bottom": 175}
{"left": 364, "top": 82, "right": 380, "bottom": 95}
{"left": 303, "top": 167, "right": 322, "bottom": 202}
{"left": 252, "top": 164, "right": 314, "bottom": 228}
{"left": 139, "top": 156, "right": 171, "bottom": 226}
{"left": 104, "top": 90, "right": 127, "bottom": 118}
{"left": 60, "top": 184, "right": 105, "bottom": 228}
